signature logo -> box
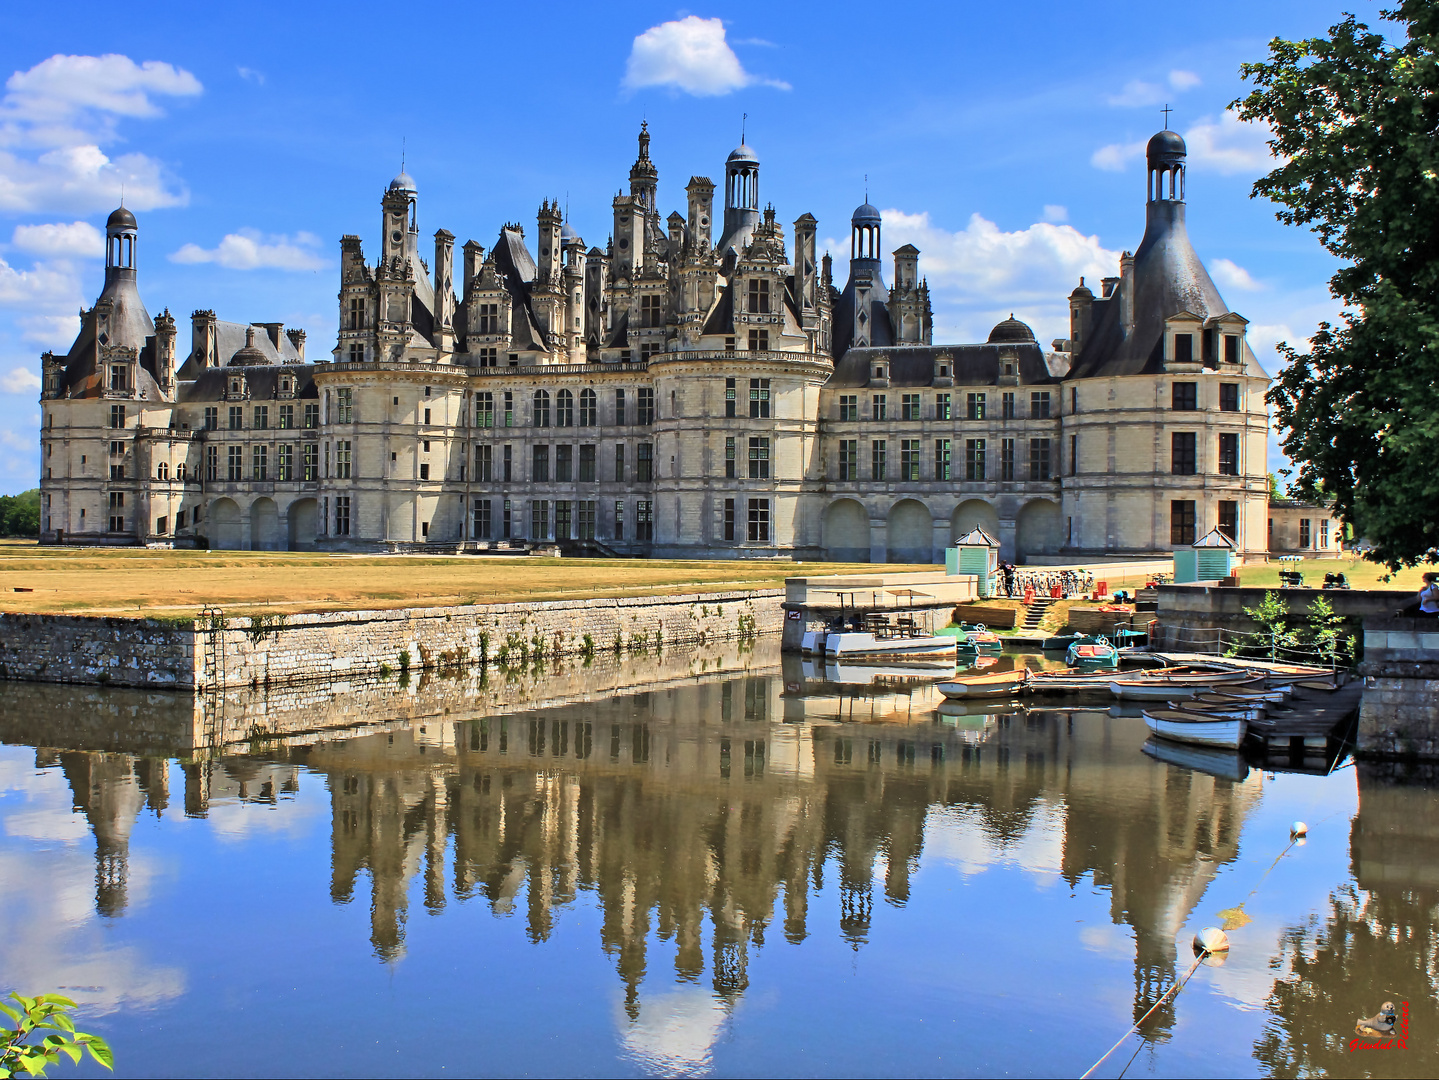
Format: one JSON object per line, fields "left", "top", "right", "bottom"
{"left": 1349, "top": 1000, "right": 1408, "bottom": 1052}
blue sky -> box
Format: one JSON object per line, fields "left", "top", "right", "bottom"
{"left": 0, "top": 0, "right": 1361, "bottom": 493}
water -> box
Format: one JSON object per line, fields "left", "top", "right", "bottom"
{"left": 1, "top": 641, "right": 1434, "bottom": 1078}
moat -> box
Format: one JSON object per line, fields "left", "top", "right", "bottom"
{"left": 1, "top": 640, "right": 1434, "bottom": 1078}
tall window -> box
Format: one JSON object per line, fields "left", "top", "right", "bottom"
{"left": 723, "top": 498, "right": 736, "bottom": 542}
{"left": 503, "top": 499, "right": 513, "bottom": 539}
{"left": 614, "top": 445, "right": 625, "bottom": 482}
{"left": 725, "top": 437, "right": 737, "bottom": 479}
{"left": 640, "top": 293, "right": 663, "bottom": 327}
{"left": 303, "top": 444, "right": 319, "bottom": 481}
{"left": 531, "top": 500, "right": 550, "bottom": 540}
{"left": 1170, "top": 500, "right": 1196, "bottom": 545}
{"left": 474, "top": 499, "right": 492, "bottom": 540}
{"left": 900, "top": 439, "right": 921, "bottom": 481}
{"left": 935, "top": 438, "right": 951, "bottom": 480}
{"left": 277, "top": 444, "right": 294, "bottom": 481}
{"left": 936, "top": 393, "right": 951, "bottom": 421}
{"left": 206, "top": 446, "right": 219, "bottom": 482}
{"left": 1001, "top": 392, "right": 1015, "bottom": 419}
{"left": 348, "top": 297, "right": 365, "bottom": 329}
{"left": 477, "top": 303, "right": 499, "bottom": 334}
{"left": 965, "top": 439, "right": 986, "bottom": 481}
{"left": 636, "top": 500, "right": 654, "bottom": 541}
{"left": 107, "top": 491, "right": 124, "bottom": 532}
{"left": 109, "top": 404, "right": 126, "bottom": 429}
{"left": 304, "top": 403, "right": 319, "bottom": 429}
{"left": 614, "top": 389, "right": 626, "bottom": 425}
{"left": 278, "top": 404, "right": 294, "bottom": 430}
{"left": 748, "top": 437, "right": 770, "bottom": 479}
{"left": 1171, "top": 432, "right": 1197, "bottom": 475}
{"left": 1320, "top": 519, "right": 1330, "bottom": 548}
{"left": 227, "top": 445, "right": 244, "bottom": 481}
{"left": 871, "top": 440, "right": 887, "bottom": 481}
{"left": 637, "top": 388, "right": 655, "bottom": 425}
{"left": 747, "top": 278, "right": 771, "bottom": 313}
{"left": 1030, "top": 391, "right": 1051, "bottom": 419}
{"left": 636, "top": 443, "right": 653, "bottom": 482}
{"left": 747, "top": 329, "right": 769, "bottom": 352}
{"left": 579, "top": 388, "right": 597, "bottom": 426}
{"left": 578, "top": 501, "right": 596, "bottom": 541}
{"left": 966, "top": 393, "right": 986, "bottom": 420}
{"left": 1000, "top": 439, "right": 1015, "bottom": 481}
{"left": 336, "top": 440, "right": 352, "bottom": 479}
{"left": 204, "top": 407, "right": 218, "bottom": 431}
{"left": 747, "top": 499, "right": 770, "bottom": 542}
{"left": 335, "top": 388, "right": 353, "bottom": 423}
{"left": 556, "top": 389, "right": 574, "bottom": 427}
{"left": 1219, "top": 383, "right": 1239, "bottom": 412}
{"left": 1069, "top": 434, "right": 1078, "bottom": 475}
{"left": 1172, "top": 382, "right": 1198, "bottom": 411}
{"left": 254, "top": 405, "right": 268, "bottom": 430}
{"left": 839, "top": 394, "right": 858, "bottom": 421}
{"left": 872, "top": 394, "right": 887, "bottom": 421}
{"left": 156, "top": 462, "right": 169, "bottom": 482}
{"left": 1218, "top": 501, "right": 1238, "bottom": 542}
{"left": 839, "top": 439, "right": 858, "bottom": 481}
{"left": 347, "top": 343, "right": 364, "bottom": 363}
{"left": 477, "top": 444, "right": 492, "bottom": 482}
{"left": 1029, "top": 438, "right": 1051, "bottom": 480}
{"left": 532, "top": 445, "right": 550, "bottom": 482}
{"left": 1218, "top": 433, "right": 1239, "bottom": 475}
{"left": 579, "top": 445, "right": 596, "bottom": 482}
{"left": 533, "top": 390, "right": 551, "bottom": 427}
{"left": 252, "top": 444, "right": 268, "bottom": 481}
{"left": 554, "top": 500, "right": 572, "bottom": 541}
{"left": 1224, "top": 335, "right": 1240, "bottom": 365}
{"left": 552, "top": 444, "right": 570, "bottom": 482}
{"left": 902, "top": 393, "right": 921, "bottom": 421}
{"left": 1299, "top": 518, "right": 1312, "bottom": 547}
{"left": 749, "top": 378, "right": 770, "bottom": 419}
{"left": 725, "top": 378, "right": 737, "bottom": 418}
{"left": 613, "top": 500, "right": 624, "bottom": 541}
{"left": 229, "top": 406, "right": 243, "bottom": 431}
{"left": 476, "top": 392, "right": 494, "bottom": 428}
{"left": 1174, "top": 333, "right": 1194, "bottom": 363}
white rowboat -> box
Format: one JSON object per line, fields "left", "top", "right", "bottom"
{"left": 1143, "top": 709, "right": 1247, "bottom": 749}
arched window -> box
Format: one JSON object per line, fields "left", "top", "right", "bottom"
{"left": 176, "top": 462, "right": 187, "bottom": 481}
{"left": 532, "top": 389, "right": 551, "bottom": 427}
{"left": 556, "top": 389, "right": 574, "bottom": 427}
{"left": 157, "top": 462, "right": 169, "bottom": 480}
{"left": 579, "top": 388, "right": 597, "bottom": 426}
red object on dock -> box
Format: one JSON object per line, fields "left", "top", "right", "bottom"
{"left": 1024, "top": 588, "right": 1035, "bottom": 604}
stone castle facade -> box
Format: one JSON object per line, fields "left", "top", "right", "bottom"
{"left": 35, "top": 124, "right": 1329, "bottom": 562}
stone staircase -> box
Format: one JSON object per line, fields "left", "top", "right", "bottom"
{"left": 1019, "top": 598, "right": 1057, "bottom": 633}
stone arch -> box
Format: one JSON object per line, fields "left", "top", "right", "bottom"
{"left": 208, "top": 498, "right": 242, "bottom": 551}
{"left": 251, "top": 498, "right": 281, "bottom": 551}
{"left": 951, "top": 499, "right": 1000, "bottom": 544}
{"left": 822, "top": 498, "right": 870, "bottom": 562}
{"left": 1015, "top": 499, "right": 1062, "bottom": 560}
{"left": 287, "top": 498, "right": 318, "bottom": 551}
{"left": 886, "top": 499, "right": 933, "bottom": 564}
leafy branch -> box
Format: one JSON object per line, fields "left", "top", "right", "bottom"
{"left": 0, "top": 994, "right": 112, "bottom": 1078}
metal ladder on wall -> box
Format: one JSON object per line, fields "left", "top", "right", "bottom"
{"left": 198, "top": 606, "right": 226, "bottom": 752}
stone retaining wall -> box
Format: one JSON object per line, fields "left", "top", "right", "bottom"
{"left": 0, "top": 590, "right": 783, "bottom": 690}
{"left": 1357, "top": 617, "right": 1439, "bottom": 759}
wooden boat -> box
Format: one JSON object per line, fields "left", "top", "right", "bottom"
{"left": 937, "top": 668, "right": 1028, "bottom": 699}
{"left": 1198, "top": 687, "right": 1291, "bottom": 704}
{"left": 1168, "top": 699, "right": 1267, "bottom": 722}
{"left": 1143, "top": 709, "right": 1247, "bottom": 750}
{"left": 1141, "top": 737, "right": 1249, "bottom": 781}
{"left": 1111, "top": 672, "right": 1261, "bottom": 700}
{"left": 1294, "top": 679, "right": 1343, "bottom": 692}
{"left": 1066, "top": 635, "right": 1119, "bottom": 669}
{"left": 954, "top": 623, "right": 1004, "bottom": 655}
{"left": 821, "top": 631, "right": 958, "bottom": 662}
{"left": 1026, "top": 669, "right": 1118, "bottom": 693}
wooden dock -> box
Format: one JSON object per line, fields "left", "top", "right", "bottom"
{"left": 1248, "top": 680, "right": 1363, "bottom": 760}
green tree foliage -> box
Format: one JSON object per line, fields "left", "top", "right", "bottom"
{"left": 0, "top": 489, "right": 40, "bottom": 538}
{"left": 1234, "top": 2, "right": 1439, "bottom": 569}
{"left": 0, "top": 993, "right": 112, "bottom": 1077}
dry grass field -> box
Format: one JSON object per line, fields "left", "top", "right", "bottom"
{"left": 0, "top": 540, "right": 907, "bottom": 617}
{"left": 1233, "top": 557, "right": 1432, "bottom": 593}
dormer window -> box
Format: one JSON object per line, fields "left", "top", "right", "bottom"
{"left": 1223, "top": 335, "right": 1240, "bottom": 364}
{"left": 1174, "top": 333, "right": 1194, "bottom": 363}
{"left": 109, "top": 364, "right": 128, "bottom": 392}
{"left": 938, "top": 364, "right": 951, "bottom": 378}
{"left": 873, "top": 361, "right": 889, "bottom": 381}
{"left": 1002, "top": 361, "right": 1017, "bottom": 377}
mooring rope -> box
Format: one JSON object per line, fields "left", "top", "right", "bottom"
{"left": 1079, "top": 954, "right": 1206, "bottom": 1079}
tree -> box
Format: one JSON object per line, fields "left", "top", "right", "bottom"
{"left": 1234, "top": 2, "right": 1439, "bottom": 570}
{"left": 0, "top": 993, "right": 112, "bottom": 1077}
{"left": 0, "top": 489, "right": 40, "bottom": 538}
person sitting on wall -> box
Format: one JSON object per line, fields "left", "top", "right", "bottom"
{"left": 1400, "top": 572, "right": 1439, "bottom": 617}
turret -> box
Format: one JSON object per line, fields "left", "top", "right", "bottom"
{"left": 154, "top": 308, "right": 177, "bottom": 394}
{"left": 104, "top": 205, "right": 138, "bottom": 287}
{"left": 720, "top": 143, "right": 760, "bottom": 251}
{"left": 686, "top": 177, "right": 715, "bottom": 253}
{"left": 628, "top": 121, "right": 658, "bottom": 213}
{"left": 382, "top": 170, "right": 418, "bottom": 265}
{"left": 1068, "top": 277, "right": 1094, "bottom": 357}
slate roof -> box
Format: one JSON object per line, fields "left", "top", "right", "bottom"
{"left": 57, "top": 267, "right": 158, "bottom": 398}
{"left": 827, "top": 343, "right": 1062, "bottom": 389}
{"left": 178, "top": 365, "right": 320, "bottom": 404}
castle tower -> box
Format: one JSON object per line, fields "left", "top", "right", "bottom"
{"left": 719, "top": 142, "right": 760, "bottom": 253}
{"left": 104, "top": 205, "right": 138, "bottom": 287}
{"left": 629, "top": 121, "right": 658, "bottom": 214}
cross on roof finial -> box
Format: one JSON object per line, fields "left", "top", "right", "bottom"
{"left": 864, "top": 174, "right": 868, "bottom": 201}
{"left": 1161, "top": 104, "right": 1173, "bottom": 129}
{"left": 742, "top": 112, "right": 747, "bottom": 142}
{"left": 401, "top": 135, "right": 406, "bottom": 171}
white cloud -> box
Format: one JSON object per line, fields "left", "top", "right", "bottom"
{"left": 825, "top": 209, "right": 1122, "bottom": 346}
{"left": 0, "top": 426, "right": 33, "bottom": 449}
{"left": 1169, "top": 69, "right": 1202, "bottom": 91}
{"left": 1211, "top": 258, "right": 1264, "bottom": 292}
{"left": 1106, "top": 80, "right": 1165, "bottom": 108}
{"left": 0, "top": 54, "right": 198, "bottom": 214}
{"left": 11, "top": 220, "right": 104, "bottom": 258}
{"left": 1185, "top": 109, "right": 1275, "bottom": 176}
{"left": 1042, "top": 204, "right": 1068, "bottom": 223}
{"left": 169, "top": 230, "right": 327, "bottom": 271}
{"left": 237, "top": 67, "right": 265, "bottom": 85}
{"left": 0, "top": 253, "right": 86, "bottom": 346}
{"left": 1091, "top": 140, "right": 1146, "bottom": 172}
{"left": 2, "top": 367, "right": 41, "bottom": 393}
{"left": 622, "top": 17, "right": 789, "bottom": 97}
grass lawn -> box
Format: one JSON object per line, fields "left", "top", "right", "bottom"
{"left": 1235, "top": 556, "right": 1433, "bottom": 592}
{"left": 0, "top": 540, "right": 907, "bottom": 617}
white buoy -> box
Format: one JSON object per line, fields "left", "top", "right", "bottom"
{"left": 1291, "top": 821, "right": 1308, "bottom": 837}
{"left": 1193, "top": 927, "right": 1230, "bottom": 955}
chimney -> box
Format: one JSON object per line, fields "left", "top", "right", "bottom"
{"left": 433, "top": 229, "right": 455, "bottom": 353}
{"left": 154, "top": 308, "right": 177, "bottom": 393}
{"left": 190, "top": 309, "right": 217, "bottom": 368}
{"left": 462, "top": 240, "right": 484, "bottom": 298}
{"left": 260, "top": 323, "right": 284, "bottom": 350}
{"left": 1119, "top": 251, "right": 1135, "bottom": 337}
{"left": 286, "top": 328, "right": 306, "bottom": 362}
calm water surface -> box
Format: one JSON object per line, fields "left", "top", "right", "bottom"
{"left": 0, "top": 642, "right": 1434, "bottom": 1078}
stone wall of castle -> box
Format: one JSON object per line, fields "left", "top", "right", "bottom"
{"left": 1357, "top": 617, "right": 1439, "bottom": 759}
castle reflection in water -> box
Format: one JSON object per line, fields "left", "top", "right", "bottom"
{"left": 3, "top": 645, "right": 1280, "bottom": 1039}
